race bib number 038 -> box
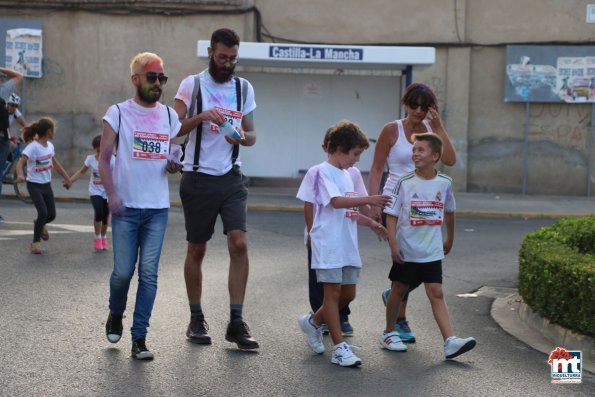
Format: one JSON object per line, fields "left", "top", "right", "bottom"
{"left": 132, "top": 131, "right": 169, "bottom": 160}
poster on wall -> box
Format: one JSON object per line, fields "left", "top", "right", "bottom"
{"left": 5, "top": 28, "right": 43, "bottom": 78}
{"left": 505, "top": 45, "right": 595, "bottom": 103}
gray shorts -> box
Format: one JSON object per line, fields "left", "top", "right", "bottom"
{"left": 316, "top": 266, "right": 361, "bottom": 285}
{"left": 180, "top": 168, "right": 248, "bottom": 243}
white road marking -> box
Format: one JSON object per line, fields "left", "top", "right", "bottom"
{"left": 0, "top": 222, "right": 98, "bottom": 240}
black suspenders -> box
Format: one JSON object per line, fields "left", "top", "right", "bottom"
{"left": 192, "top": 77, "right": 242, "bottom": 172}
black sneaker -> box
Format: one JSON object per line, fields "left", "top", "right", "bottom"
{"left": 225, "top": 321, "right": 259, "bottom": 350}
{"left": 131, "top": 339, "right": 154, "bottom": 360}
{"left": 186, "top": 317, "right": 212, "bottom": 344}
{"left": 105, "top": 313, "right": 123, "bottom": 343}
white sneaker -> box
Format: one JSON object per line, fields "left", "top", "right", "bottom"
{"left": 298, "top": 314, "right": 325, "bottom": 354}
{"left": 379, "top": 331, "right": 408, "bottom": 351}
{"left": 444, "top": 336, "right": 476, "bottom": 359}
{"left": 331, "top": 342, "right": 362, "bottom": 367}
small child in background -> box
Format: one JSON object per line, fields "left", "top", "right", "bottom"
{"left": 69, "top": 134, "right": 115, "bottom": 251}
{"left": 381, "top": 132, "right": 476, "bottom": 359}
{"left": 297, "top": 120, "right": 390, "bottom": 367}
{"left": 15, "top": 117, "right": 72, "bottom": 254}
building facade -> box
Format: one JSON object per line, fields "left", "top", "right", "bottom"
{"left": 1, "top": 0, "right": 594, "bottom": 194}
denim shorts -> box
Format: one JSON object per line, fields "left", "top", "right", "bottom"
{"left": 316, "top": 266, "right": 361, "bottom": 285}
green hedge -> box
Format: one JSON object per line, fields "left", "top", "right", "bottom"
{"left": 518, "top": 216, "right": 595, "bottom": 337}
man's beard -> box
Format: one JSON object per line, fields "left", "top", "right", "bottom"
{"left": 137, "top": 84, "right": 162, "bottom": 104}
{"left": 209, "top": 57, "right": 235, "bottom": 83}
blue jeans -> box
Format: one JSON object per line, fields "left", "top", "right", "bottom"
{"left": 109, "top": 207, "right": 168, "bottom": 341}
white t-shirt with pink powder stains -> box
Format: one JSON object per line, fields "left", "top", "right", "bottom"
{"left": 297, "top": 161, "right": 363, "bottom": 270}
{"left": 174, "top": 70, "right": 256, "bottom": 176}
{"left": 103, "top": 99, "right": 181, "bottom": 209}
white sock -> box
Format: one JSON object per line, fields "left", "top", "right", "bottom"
{"left": 95, "top": 234, "right": 101, "bottom": 239}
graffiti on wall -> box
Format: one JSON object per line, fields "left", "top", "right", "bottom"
{"left": 527, "top": 103, "right": 591, "bottom": 151}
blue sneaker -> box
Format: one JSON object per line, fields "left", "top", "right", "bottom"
{"left": 341, "top": 320, "right": 353, "bottom": 336}
{"left": 395, "top": 320, "right": 416, "bottom": 343}
{"left": 381, "top": 288, "right": 391, "bottom": 306}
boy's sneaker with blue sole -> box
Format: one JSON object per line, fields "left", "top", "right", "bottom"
{"left": 341, "top": 320, "right": 353, "bottom": 336}
{"left": 381, "top": 288, "right": 416, "bottom": 343}
{"left": 381, "top": 288, "right": 391, "bottom": 306}
{"left": 395, "top": 320, "right": 416, "bottom": 343}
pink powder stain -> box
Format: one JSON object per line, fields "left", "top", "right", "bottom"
{"left": 142, "top": 60, "right": 164, "bottom": 74}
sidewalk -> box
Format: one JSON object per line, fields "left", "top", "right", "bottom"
{"left": 3, "top": 174, "right": 594, "bottom": 218}
{"left": 1, "top": 175, "right": 594, "bottom": 369}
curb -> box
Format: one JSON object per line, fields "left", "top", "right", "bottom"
{"left": 3, "top": 194, "right": 592, "bottom": 218}
{"left": 491, "top": 292, "right": 594, "bottom": 374}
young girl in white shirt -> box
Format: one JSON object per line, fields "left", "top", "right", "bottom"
{"left": 69, "top": 134, "right": 115, "bottom": 252}
{"left": 15, "top": 118, "right": 72, "bottom": 254}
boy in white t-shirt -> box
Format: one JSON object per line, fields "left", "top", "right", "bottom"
{"left": 381, "top": 132, "right": 476, "bottom": 359}
{"left": 297, "top": 120, "right": 390, "bottom": 367}
{"left": 69, "top": 134, "right": 115, "bottom": 251}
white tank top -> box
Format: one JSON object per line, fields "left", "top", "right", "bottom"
{"left": 382, "top": 119, "right": 432, "bottom": 195}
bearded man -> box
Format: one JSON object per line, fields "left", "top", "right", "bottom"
{"left": 99, "top": 52, "right": 181, "bottom": 360}
{"left": 173, "top": 28, "right": 259, "bottom": 350}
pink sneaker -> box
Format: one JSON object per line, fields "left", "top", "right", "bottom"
{"left": 31, "top": 242, "right": 42, "bottom": 254}
{"left": 101, "top": 237, "right": 108, "bottom": 251}
{"left": 94, "top": 238, "right": 102, "bottom": 252}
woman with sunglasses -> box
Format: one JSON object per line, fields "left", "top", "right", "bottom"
{"left": 368, "top": 83, "right": 456, "bottom": 346}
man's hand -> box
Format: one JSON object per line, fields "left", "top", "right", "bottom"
{"left": 200, "top": 108, "right": 225, "bottom": 126}
{"left": 108, "top": 193, "right": 124, "bottom": 216}
{"left": 166, "top": 160, "right": 183, "bottom": 174}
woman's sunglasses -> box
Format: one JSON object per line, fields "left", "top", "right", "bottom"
{"left": 409, "top": 103, "right": 431, "bottom": 111}
{"left": 139, "top": 72, "right": 168, "bottom": 85}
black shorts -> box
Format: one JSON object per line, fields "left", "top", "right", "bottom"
{"left": 180, "top": 167, "right": 248, "bottom": 243}
{"left": 388, "top": 260, "right": 443, "bottom": 286}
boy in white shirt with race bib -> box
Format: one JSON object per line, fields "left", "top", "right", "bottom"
{"left": 381, "top": 132, "right": 476, "bottom": 359}
{"left": 297, "top": 120, "right": 389, "bottom": 367}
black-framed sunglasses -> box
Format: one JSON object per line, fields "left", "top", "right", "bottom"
{"left": 409, "top": 103, "right": 431, "bottom": 111}
{"left": 139, "top": 72, "right": 168, "bottom": 85}
{"left": 211, "top": 54, "right": 239, "bottom": 66}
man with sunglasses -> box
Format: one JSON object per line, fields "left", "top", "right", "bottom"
{"left": 99, "top": 52, "right": 181, "bottom": 360}
{"left": 173, "top": 28, "right": 259, "bottom": 350}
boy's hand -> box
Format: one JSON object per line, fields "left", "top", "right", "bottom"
{"left": 371, "top": 206, "right": 383, "bottom": 223}
{"left": 370, "top": 221, "right": 388, "bottom": 241}
{"left": 443, "top": 238, "right": 453, "bottom": 255}
{"left": 367, "top": 194, "right": 392, "bottom": 208}
{"left": 391, "top": 245, "right": 404, "bottom": 264}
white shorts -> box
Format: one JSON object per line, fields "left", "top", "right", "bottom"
{"left": 316, "top": 266, "right": 360, "bottom": 285}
